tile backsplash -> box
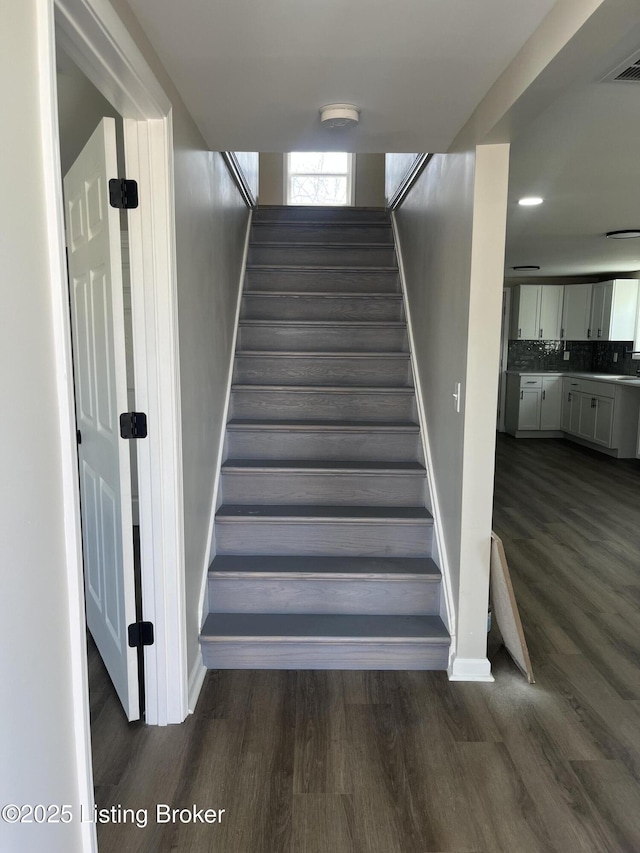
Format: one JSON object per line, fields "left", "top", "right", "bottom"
{"left": 507, "top": 340, "right": 638, "bottom": 374}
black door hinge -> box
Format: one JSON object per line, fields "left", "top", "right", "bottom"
{"left": 128, "top": 621, "right": 154, "bottom": 648}
{"left": 120, "top": 411, "right": 147, "bottom": 439}
{"left": 109, "top": 178, "right": 139, "bottom": 210}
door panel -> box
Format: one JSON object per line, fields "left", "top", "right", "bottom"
{"left": 65, "top": 118, "right": 139, "bottom": 721}
{"left": 518, "top": 389, "right": 541, "bottom": 430}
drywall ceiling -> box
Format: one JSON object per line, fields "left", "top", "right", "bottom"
{"left": 124, "top": 0, "right": 556, "bottom": 152}
{"left": 505, "top": 17, "right": 640, "bottom": 280}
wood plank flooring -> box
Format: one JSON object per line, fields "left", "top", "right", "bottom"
{"left": 89, "top": 434, "right": 640, "bottom": 852}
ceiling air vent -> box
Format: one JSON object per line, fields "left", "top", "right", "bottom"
{"left": 602, "top": 50, "right": 640, "bottom": 82}
{"left": 615, "top": 60, "right": 640, "bottom": 81}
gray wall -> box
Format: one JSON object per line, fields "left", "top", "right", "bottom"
{"left": 392, "top": 145, "right": 509, "bottom": 671}
{"left": 385, "top": 153, "right": 420, "bottom": 202}
{"left": 56, "top": 49, "right": 121, "bottom": 176}
{"left": 394, "top": 153, "right": 475, "bottom": 608}
{"left": 107, "top": 0, "right": 251, "bottom": 683}
{"left": 259, "top": 152, "right": 385, "bottom": 206}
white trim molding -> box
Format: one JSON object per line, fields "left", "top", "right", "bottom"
{"left": 54, "top": 0, "right": 188, "bottom": 727}
{"left": 448, "top": 656, "right": 494, "bottom": 682}
{"left": 37, "top": 1, "right": 97, "bottom": 849}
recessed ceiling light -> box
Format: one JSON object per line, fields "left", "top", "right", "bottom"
{"left": 518, "top": 197, "right": 543, "bottom": 206}
{"left": 512, "top": 265, "right": 540, "bottom": 271}
{"left": 605, "top": 229, "right": 640, "bottom": 239}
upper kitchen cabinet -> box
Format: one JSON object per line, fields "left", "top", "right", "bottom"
{"left": 510, "top": 284, "right": 563, "bottom": 340}
{"left": 589, "top": 280, "right": 639, "bottom": 342}
{"left": 561, "top": 283, "right": 592, "bottom": 341}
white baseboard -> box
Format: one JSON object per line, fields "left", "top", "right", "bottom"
{"left": 188, "top": 656, "right": 208, "bottom": 713}
{"left": 448, "top": 656, "right": 494, "bottom": 682}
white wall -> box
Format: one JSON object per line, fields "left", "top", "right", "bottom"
{"left": 0, "top": 3, "right": 87, "bottom": 850}
{"left": 259, "top": 152, "right": 385, "bottom": 206}
{"left": 107, "top": 0, "right": 251, "bottom": 683}
{"left": 392, "top": 145, "right": 509, "bottom": 677}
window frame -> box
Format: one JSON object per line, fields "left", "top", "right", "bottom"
{"left": 285, "top": 152, "right": 356, "bottom": 206}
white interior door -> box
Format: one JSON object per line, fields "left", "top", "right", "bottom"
{"left": 64, "top": 118, "right": 139, "bottom": 721}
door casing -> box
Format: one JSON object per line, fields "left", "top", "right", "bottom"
{"left": 37, "top": 0, "right": 187, "bottom": 847}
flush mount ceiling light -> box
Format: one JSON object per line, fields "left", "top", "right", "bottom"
{"left": 512, "top": 265, "right": 541, "bottom": 270}
{"left": 605, "top": 229, "right": 640, "bottom": 239}
{"left": 518, "top": 196, "right": 544, "bottom": 206}
{"left": 320, "top": 103, "right": 360, "bottom": 129}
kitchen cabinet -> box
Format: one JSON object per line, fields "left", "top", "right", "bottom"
{"left": 560, "top": 378, "right": 581, "bottom": 433}
{"left": 540, "top": 376, "right": 562, "bottom": 429}
{"left": 513, "top": 373, "right": 640, "bottom": 457}
{"left": 510, "top": 285, "right": 563, "bottom": 340}
{"left": 588, "top": 279, "right": 639, "bottom": 342}
{"left": 506, "top": 374, "right": 562, "bottom": 434}
{"left": 577, "top": 392, "right": 614, "bottom": 446}
{"left": 561, "top": 284, "right": 592, "bottom": 341}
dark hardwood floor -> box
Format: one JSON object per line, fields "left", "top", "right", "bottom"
{"left": 88, "top": 434, "right": 640, "bottom": 852}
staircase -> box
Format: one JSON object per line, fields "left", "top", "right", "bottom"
{"left": 199, "top": 205, "right": 450, "bottom": 669}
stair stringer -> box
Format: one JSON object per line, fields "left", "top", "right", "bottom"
{"left": 189, "top": 210, "right": 253, "bottom": 711}
{"left": 391, "top": 212, "right": 457, "bottom": 665}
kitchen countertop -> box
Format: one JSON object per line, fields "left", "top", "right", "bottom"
{"left": 507, "top": 370, "right": 640, "bottom": 387}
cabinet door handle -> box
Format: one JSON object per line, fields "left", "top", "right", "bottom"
{"left": 597, "top": 328, "right": 602, "bottom": 338}
{"left": 520, "top": 390, "right": 523, "bottom": 400}
{"left": 539, "top": 328, "right": 543, "bottom": 339}
{"left": 525, "top": 380, "right": 536, "bottom": 384}
{"left": 542, "top": 390, "right": 546, "bottom": 400}
{"left": 587, "top": 328, "right": 592, "bottom": 338}
{"left": 518, "top": 328, "right": 522, "bottom": 338}
{"left": 561, "top": 327, "right": 565, "bottom": 338}
{"left": 591, "top": 397, "right": 596, "bottom": 408}
{"left": 567, "top": 393, "right": 572, "bottom": 402}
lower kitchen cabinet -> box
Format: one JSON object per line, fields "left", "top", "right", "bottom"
{"left": 559, "top": 378, "right": 639, "bottom": 457}
{"left": 506, "top": 374, "right": 562, "bottom": 435}
{"left": 508, "top": 373, "right": 640, "bottom": 457}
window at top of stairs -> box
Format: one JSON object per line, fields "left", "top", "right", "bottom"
{"left": 286, "top": 152, "right": 354, "bottom": 206}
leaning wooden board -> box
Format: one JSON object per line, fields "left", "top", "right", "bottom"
{"left": 490, "top": 532, "right": 535, "bottom": 683}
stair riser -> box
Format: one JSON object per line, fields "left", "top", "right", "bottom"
{"left": 208, "top": 577, "right": 440, "bottom": 615}
{"left": 248, "top": 246, "right": 396, "bottom": 267}
{"left": 238, "top": 325, "right": 408, "bottom": 352}
{"left": 226, "top": 430, "right": 422, "bottom": 462}
{"left": 216, "top": 520, "right": 432, "bottom": 557}
{"left": 230, "top": 390, "right": 417, "bottom": 421}
{"left": 233, "top": 356, "right": 412, "bottom": 387}
{"left": 221, "top": 471, "right": 427, "bottom": 506}
{"left": 252, "top": 224, "right": 393, "bottom": 244}
{"left": 200, "top": 640, "right": 449, "bottom": 670}
{"left": 240, "top": 294, "right": 404, "bottom": 322}
{"left": 245, "top": 269, "right": 400, "bottom": 293}
{"left": 252, "top": 207, "right": 389, "bottom": 224}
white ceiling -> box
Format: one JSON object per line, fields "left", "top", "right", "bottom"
{"left": 505, "top": 14, "right": 640, "bottom": 281}
{"left": 506, "top": 80, "right": 640, "bottom": 279}
{"left": 125, "top": 0, "right": 556, "bottom": 153}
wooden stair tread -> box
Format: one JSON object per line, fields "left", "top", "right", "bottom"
{"left": 235, "top": 351, "right": 409, "bottom": 358}
{"left": 242, "top": 291, "right": 402, "bottom": 298}
{"left": 216, "top": 504, "right": 433, "bottom": 521}
{"left": 239, "top": 319, "right": 405, "bottom": 326}
{"left": 200, "top": 613, "right": 448, "bottom": 642}
{"left": 245, "top": 265, "right": 398, "bottom": 272}
{"left": 227, "top": 419, "right": 420, "bottom": 431}
{"left": 208, "top": 555, "right": 440, "bottom": 579}
{"left": 232, "top": 384, "right": 415, "bottom": 393}
{"left": 221, "top": 459, "right": 426, "bottom": 473}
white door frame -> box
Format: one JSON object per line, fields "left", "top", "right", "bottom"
{"left": 43, "top": 0, "right": 187, "bottom": 746}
